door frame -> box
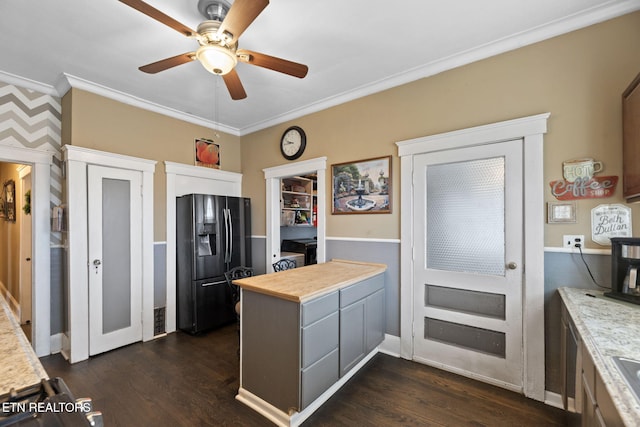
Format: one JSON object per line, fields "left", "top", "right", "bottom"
{"left": 396, "top": 113, "right": 549, "bottom": 401}
{"left": 18, "top": 165, "right": 32, "bottom": 326}
{"left": 0, "top": 146, "right": 52, "bottom": 357}
{"left": 263, "top": 157, "right": 327, "bottom": 272}
{"left": 64, "top": 146, "right": 155, "bottom": 363}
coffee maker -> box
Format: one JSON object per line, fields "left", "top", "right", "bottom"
{"left": 605, "top": 237, "right": 640, "bottom": 305}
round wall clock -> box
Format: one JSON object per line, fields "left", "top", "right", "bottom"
{"left": 280, "top": 126, "right": 306, "bottom": 160}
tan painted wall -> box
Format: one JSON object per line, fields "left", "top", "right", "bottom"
{"left": 63, "top": 89, "right": 242, "bottom": 241}
{"left": 0, "top": 163, "right": 22, "bottom": 300}
{"left": 241, "top": 12, "right": 640, "bottom": 248}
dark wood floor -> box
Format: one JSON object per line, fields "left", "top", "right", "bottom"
{"left": 40, "top": 324, "right": 567, "bottom": 426}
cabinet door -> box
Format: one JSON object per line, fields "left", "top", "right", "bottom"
{"left": 340, "top": 299, "right": 366, "bottom": 377}
{"left": 366, "top": 289, "right": 385, "bottom": 352}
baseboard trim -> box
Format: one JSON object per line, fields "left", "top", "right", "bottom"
{"left": 379, "top": 334, "right": 400, "bottom": 357}
{"left": 49, "top": 333, "right": 63, "bottom": 354}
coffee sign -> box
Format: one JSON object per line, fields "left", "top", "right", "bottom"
{"left": 591, "top": 204, "right": 632, "bottom": 246}
{"left": 550, "top": 176, "right": 618, "bottom": 200}
{"left": 562, "top": 158, "right": 603, "bottom": 182}
{"left": 550, "top": 157, "right": 618, "bottom": 200}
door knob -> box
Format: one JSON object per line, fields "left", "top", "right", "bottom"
{"left": 93, "top": 259, "right": 101, "bottom": 266}
{"left": 507, "top": 262, "right": 517, "bottom": 270}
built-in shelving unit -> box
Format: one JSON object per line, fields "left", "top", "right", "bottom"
{"left": 281, "top": 176, "right": 314, "bottom": 227}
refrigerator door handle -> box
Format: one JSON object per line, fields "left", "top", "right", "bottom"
{"left": 227, "top": 208, "right": 233, "bottom": 264}
{"left": 201, "top": 279, "right": 227, "bottom": 287}
{"left": 223, "top": 208, "right": 231, "bottom": 264}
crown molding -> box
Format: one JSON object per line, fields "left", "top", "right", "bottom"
{"left": 2, "top": 2, "right": 639, "bottom": 136}
{"left": 239, "top": 1, "right": 640, "bottom": 135}
{"left": 0, "top": 70, "right": 59, "bottom": 97}
{"left": 59, "top": 73, "right": 241, "bottom": 136}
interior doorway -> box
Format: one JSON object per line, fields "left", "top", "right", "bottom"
{"left": 18, "top": 165, "right": 32, "bottom": 328}
{"left": 264, "top": 157, "right": 327, "bottom": 272}
{"left": 0, "top": 162, "right": 33, "bottom": 340}
{"left": 396, "top": 113, "right": 548, "bottom": 401}
{"left": 0, "top": 145, "right": 52, "bottom": 357}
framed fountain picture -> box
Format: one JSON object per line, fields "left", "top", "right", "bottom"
{"left": 332, "top": 156, "right": 391, "bottom": 214}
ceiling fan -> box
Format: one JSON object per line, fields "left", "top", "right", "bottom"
{"left": 119, "top": 0, "right": 309, "bottom": 100}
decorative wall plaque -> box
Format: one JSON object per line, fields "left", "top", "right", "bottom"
{"left": 591, "top": 203, "right": 632, "bottom": 246}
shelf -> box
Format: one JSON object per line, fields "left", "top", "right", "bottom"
{"left": 282, "top": 190, "right": 311, "bottom": 196}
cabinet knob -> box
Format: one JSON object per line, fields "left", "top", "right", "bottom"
{"left": 507, "top": 262, "right": 517, "bottom": 270}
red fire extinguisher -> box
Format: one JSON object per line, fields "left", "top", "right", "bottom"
{"left": 312, "top": 206, "right": 317, "bottom": 227}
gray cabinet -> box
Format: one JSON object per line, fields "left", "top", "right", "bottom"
{"left": 241, "top": 290, "right": 339, "bottom": 412}
{"left": 339, "top": 274, "right": 385, "bottom": 377}
{"left": 241, "top": 272, "right": 386, "bottom": 414}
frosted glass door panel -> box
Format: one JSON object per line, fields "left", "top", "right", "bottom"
{"left": 102, "top": 178, "right": 132, "bottom": 334}
{"left": 88, "top": 164, "right": 142, "bottom": 356}
{"left": 426, "top": 157, "right": 505, "bottom": 276}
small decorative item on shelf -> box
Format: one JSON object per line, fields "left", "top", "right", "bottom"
{"left": 290, "top": 197, "right": 300, "bottom": 208}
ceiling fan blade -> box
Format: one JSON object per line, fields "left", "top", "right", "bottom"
{"left": 139, "top": 53, "right": 196, "bottom": 74}
{"left": 119, "top": 0, "right": 197, "bottom": 37}
{"left": 237, "top": 49, "right": 308, "bottom": 78}
{"left": 218, "top": 0, "right": 269, "bottom": 44}
{"left": 222, "top": 69, "right": 247, "bottom": 100}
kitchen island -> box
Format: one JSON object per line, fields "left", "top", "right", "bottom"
{"left": 233, "top": 259, "right": 387, "bottom": 427}
{"left": 559, "top": 287, "right": 640, "bottom": 426}
{"left": 0, "top": 294, "right": 47, "bottom": 395}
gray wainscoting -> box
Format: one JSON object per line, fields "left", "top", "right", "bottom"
{"left": 544, "top": 250, "right": 611, "bottom": 394}
{"left": 249, "top": 236, "right": 400, "bottom": 336}
{"left": 326, "top": 239, "right": 400, "bottom": 337}
{"left": 50, "top": 240, "right": 610, "bottom": 397}
{"left": 154, "top": 243, "right": 166, "bottom": 308}
{"left": 50, "top": 247, "right": 65, "bottom": 335}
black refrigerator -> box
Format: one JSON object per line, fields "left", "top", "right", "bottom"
{"left": 176, "top": 194, "right": 251, "bottom": 334}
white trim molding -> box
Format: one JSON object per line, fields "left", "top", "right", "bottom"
{"left": 263, "top": 157, "right": 327, "bottom": 273}
{"left": 395, "top": 113, "right": 550, "bottom": 402}
{"left": 63, "top": 145, "right": 156, "bottom": 363}
{"left": 0, "top": 145, "right": 53, "bottom": 357}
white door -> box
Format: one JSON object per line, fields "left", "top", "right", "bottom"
{"left": 412, "top": 139, "right": 524, "bottom": 391}
{"left": 88, "top": 165, "right": 143, "bottom": 356}
{"left": 19, "top": 169, "right": 32, "bottom": 325}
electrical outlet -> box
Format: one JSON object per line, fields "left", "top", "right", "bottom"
{"left": 563, "top": 234, "right": 584, "bottom": 249}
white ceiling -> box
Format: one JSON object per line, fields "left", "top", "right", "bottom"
{"left": 1, "top": 0, "right": 639, "bottom": 135}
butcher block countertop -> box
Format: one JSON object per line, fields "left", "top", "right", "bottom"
{"left": 0, "top": 294, "right": 47, "bottom": 395}
{"left": 234, "top": 259, "right": 387, "bottom": 303}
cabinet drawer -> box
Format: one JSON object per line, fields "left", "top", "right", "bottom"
{"left": 340, "top": 274, "right": 384, "bottom": 307}
{"left": 302, "top": 311, "right": 339, "bottom": 368}
{"left": 301, "top": 348, "right": 339, "bottom": 410}
{"left": 302, "top": 291, "right": 338, "bottom": 326}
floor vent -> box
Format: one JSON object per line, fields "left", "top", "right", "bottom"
{"left": 154, "top": 307, "right": 166, "bottom": 336}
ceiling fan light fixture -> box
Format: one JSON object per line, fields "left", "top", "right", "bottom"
{"left": 196, "top": 44, "right": 237, "bottom": 75}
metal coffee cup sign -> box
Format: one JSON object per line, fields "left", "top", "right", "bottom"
{"left": 550, "top": 157, "right": 617, "bottom": 200}
{"left": 562, "top": 158, "right": 603, "bottom": 182}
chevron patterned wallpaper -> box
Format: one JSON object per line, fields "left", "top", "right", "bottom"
{"left": 0, "top": 82, "right": 63, "bottom": 246}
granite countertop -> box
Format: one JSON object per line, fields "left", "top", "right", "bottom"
{"left": 234, "top": 259, "right": 387, "bottom": 303}
{"left": 0, "top": 295, "right": 48, "bottom": 395}
{"left": 559, "top": 287, "right": 640, "bottom": 426}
